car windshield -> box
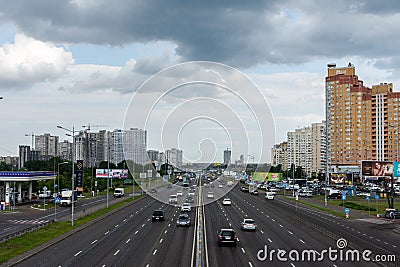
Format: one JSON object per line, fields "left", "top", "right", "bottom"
{"left": 244, "top": 219, "right": 255, "bottom": 224}
{"left": 221, "top": 231, "right": 234, "bottom": 236}
{"left": 153, "top": 211, "right": 163, "bottom": 216}
{"left": 179, "top": 214, "right": 189, "bottom": 219}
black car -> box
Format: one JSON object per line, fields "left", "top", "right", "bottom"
{"left": 241, "top": 187, "right": 249, "bottom": 192}
{"left": 250, "top": 190, "right": 259, "bottom": 195}
{"left": 152, "top": 210, "right": 165, "bottom": 222}
{"left": 328, "top": 193, "right": 342, "bottom": 199}
{"left": 377, "top": 209, "right": 400, "bottom": 219}
{"left": 150, "top": 188, "right": 157, "bottom": 193}
{"left": 217, "top": 229, "right": 238, "bottom": 246}
{"left": 176, "top": 213, "right": 191, "bottom": 226}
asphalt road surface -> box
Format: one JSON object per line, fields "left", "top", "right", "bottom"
{"left": 4, "top": 184, "right": 400, "bottom": 267}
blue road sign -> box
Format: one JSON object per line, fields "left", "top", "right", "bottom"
{"left": 55, "top": 197, "right": 60, "bottom": 204}
{"left": 342, "top": 195, "right": 346, "bottom": 200}
{"left": 366, "top": 196, "right": 370, "bottom": 200}
{"left": 345, "top": 208, "right": 350, "bottom": 214}
{"left": 375, "top": 194, "right": 380, "bottom": 200}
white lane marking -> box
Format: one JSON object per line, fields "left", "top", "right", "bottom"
{"left": 291, "top": 263, "right": 296, "bottom": 267}
{"left": 249, "top": 262, "right": 253, "bottom": 267}
{"left": 299, "top": 239, "right": 305, "bottom": 244}
{"left": 241, "top": 248, "right": 246, "bottom": 254}
{"left": 130, "top": 214, "right": 133, "bottom": 217}
{"left": 123, "top": 219, "right": 127, "bottom": 222}
{"left": 260, "top": 230, "right": 264, "bottom": 234}
{"left": 160, "top": 238, "right": 163, "bottom": 243}
{"left": 268, "top": 238, "right": 272, "bottom": 243}
{"left": 114, "top": 250, "right": 120, "bottom": 256}
{"left": 142, "top": 224, "right": 146, "bottom": 227}
{"left": 153, "top": 249, "right": 157, "bottom": 255}
{"left": 74, "top": 250, "right": 82, "bottom": 257}
{"left": 288, "top": 231, "right": 293, "bottom": 235}
{"left": 135, "top": 230, "right": 139, "bottom": 235}
{"left": 91, "top": 239, "right": 98, "bottom": 244}
{"left": 272, "top": 219, "right": 275, "bottom": 222}
{"left": 147, "top": 218, "right": 150, "bottom": 221}
{"left": 168, "top": 223, "right": 171, "bottom": 227}
{"left": 105, "top": 231, "right": 109, "bottom": 235}
{"left": 115, "top": 224, "right": 119, "bottom": 228}
{"left": 279, "top": 224, "right": 283, "bottom": 228}
{"left": 164, "top": 230, "right": 168, "bottom": 234}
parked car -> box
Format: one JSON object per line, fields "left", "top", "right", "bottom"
{"left": 298, "top": 189, "right": 313, "bottom": 197}
{"left": 240, "top": 218, "right": 257, "bottom": 231}
{"left": 377, "top": 208, "right": 400, "bottom": 219}
{"left": 328, "top": 192, "right": 342, "bottom": 199}
{"left": 176, "top": 213, "right": 191, "bottom": 226}
{"left": 150, "top": 188, "right": 157, "bottom": 193}
{"left": 217, "top": 228, "right": 238, "bottom": 246}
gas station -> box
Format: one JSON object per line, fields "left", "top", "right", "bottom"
{"left": 0, "top": 171, "right": 56, "bottom": 209}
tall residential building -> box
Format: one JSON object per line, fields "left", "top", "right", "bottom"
{"left": 35, "top": 133, "right": 59, "bottom": 160}
{"left": 122, "top": 128, "right": 147, "bottom": 165}
{"left": 165, "top": 148, "right": 183, "bottom": 168}
{"left": 113, "top": 129, "right": 124, "bottom": 165}
{"left": 271, "top": 142, "right": 288, "bottom": 170}
{"left": 287, "top": 127, "right": 312, "bottom": 176}
{"left": 96, "top": 130, "right": 112, "bottom": 164}
{"left": 18, "top": 145, "right": 31, "bottom": 169}
{"left": 223, "top": 148, "right": 231, "bottom": 165}
{"left": 311, "top": 122, "right": 326, "bottom": 175}
{"left": 326, "top": 63, "right": 400, "bottom": 166}
{"left": 59, "top": 140, "right": 72, "bottom": 161}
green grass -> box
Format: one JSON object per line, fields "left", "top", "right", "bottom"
{"left": 339, "top": 201, "right": 376, "bottom": 211}
{"left": 0, "top": 195, "right": 142, "bottom": 264}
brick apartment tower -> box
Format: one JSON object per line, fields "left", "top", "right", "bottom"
{"left": 326, "top": 63, "right": 400, "bottom": 167}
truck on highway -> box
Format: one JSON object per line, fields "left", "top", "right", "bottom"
{"left": 60, "top": 190, "right": 76, "bottom": 206}
{"left": 113, "top": 188, "right": 125, "bottom": 198}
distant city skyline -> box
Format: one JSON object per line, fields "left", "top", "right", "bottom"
{"left": 1, "top": 1, "right": 400, "bottom": 163}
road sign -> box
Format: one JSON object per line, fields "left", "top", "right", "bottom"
{"left": 345, "top": 208, "right": 350, "bottom": 214}
{"left": 55, "top": 197, "right": 60, "bottom": 204}
{"left": 342, "top": 195, "right": 346, "bottom": 200}
{"left": 366, "top": 196, "right": 370, "bottom": 200}
{"left": 375, "top": 194, "right": 380, "bottom": 200}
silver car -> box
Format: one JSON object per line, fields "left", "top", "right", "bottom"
{"left": 240, "top": 218, "right": 256, "bottom": 231}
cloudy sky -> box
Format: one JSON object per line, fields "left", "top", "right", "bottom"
{"left": 0, "top": 0, "right": 399, "bottom": 163}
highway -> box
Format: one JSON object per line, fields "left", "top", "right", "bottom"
{"left": 4, "top": 182, "right": 400, "bottom": 267}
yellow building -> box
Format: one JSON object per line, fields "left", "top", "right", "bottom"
{"left": 326, "top": 63, "right": 400, "bottom": 166}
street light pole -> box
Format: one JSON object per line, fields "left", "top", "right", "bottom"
{"left": 57, "top": 125, "right": 75, "bottom": 226}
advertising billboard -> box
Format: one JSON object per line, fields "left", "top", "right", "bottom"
{"left": 330, "top": 173, "right": 346, "bottom": 184}
{"left": 96, "top": 169, "right": 129, "bottom": 179}
{"left": 361, "top": 160, "right": 393, "bottom": 178}
{"left": 394, "top": 162, "right": 400, "bottom": 177}
{"left": 252, "top": 172, "right": 282, "bottom": 182}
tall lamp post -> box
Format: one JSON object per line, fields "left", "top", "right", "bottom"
{"left": 54, "top": 161, "right": 68, "bottom": 221}
{"left": 57, "top": 125, "right": 75, "bottom": 226}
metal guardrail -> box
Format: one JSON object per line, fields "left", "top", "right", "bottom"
{"left": 0, "top": 220, "right": 54, "bottom": 243}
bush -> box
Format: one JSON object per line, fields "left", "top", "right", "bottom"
{"left": 339, "top": 201, "right": 376, "bottom": 211}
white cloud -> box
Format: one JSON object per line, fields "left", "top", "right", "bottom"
{"left": 0, "top": 34, "right": 74, "bottom": 90}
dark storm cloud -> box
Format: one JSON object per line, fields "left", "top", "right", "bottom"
{"left": 1, "top": 0, "right": 400, "bottom": 68}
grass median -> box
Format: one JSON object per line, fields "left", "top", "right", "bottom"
{"left": 0, "top": 195, "right": 142, "bottom": 264}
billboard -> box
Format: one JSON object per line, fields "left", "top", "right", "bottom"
{"left": 361, "top": 161, "right": 393, "bottom": 177}
{"left": 394, "top": 162, "right": 400, "bottom": 177}
{"left": 96, "top": 169, "right": 128, "bottom": 179}
{"left": 252, "top": 172, "right": 282, "bottom": 182}
{"left": 330, "top": 173, "right": 346, "bottom": 184}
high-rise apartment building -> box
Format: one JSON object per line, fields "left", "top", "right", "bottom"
{"left": 165, "top": 148, "right": 183, "bottom": 168}
{"left": 122, "top": 128, "right": 147, "bottom": 165}
{"left": 326, "top": 63, "right": 400, "bottom": 166}
{"left": 271, "top": 142, "right": 288, "bottom": 170}
{"left": 18, "top": 145, "right": 31, "bottom": 169}
{"left": 35, "top": 133, "right": 59, "bottom": 160}
{"left": 223, "top": 148, "right": 231, "bottom": 165}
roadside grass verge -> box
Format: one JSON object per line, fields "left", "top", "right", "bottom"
{"left": 0, "top": 196, "right": 142, "bottom": 264}
{"left": 284, "top": 197, "right": 344, "bottom": 218}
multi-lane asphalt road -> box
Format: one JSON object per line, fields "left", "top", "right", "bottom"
{"left": 3, "top": 181, "right": 400, "bottom": 267}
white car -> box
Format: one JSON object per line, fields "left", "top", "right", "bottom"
{"left": 218, "top": 184, "right": 223, "bottom": 188}
{"left": 181, "top": 203, "right": 191, "bottom": 212}
{"left": 177, "top": 191, "right": 183, "bottom": 197}
{"left": 169, "top": 195, "right": 178, "bottom": 204}
{"left": 240, "top": 218, "right": 257, "bottom": 231}
{"left": 265, "top": 191, "right": 275, "bottom": 200}
{"left": 207, "top": 192, "right": 214, "bottom": 199}
{"left": 222, "top": 198, "right": 232, "bottom": 205}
